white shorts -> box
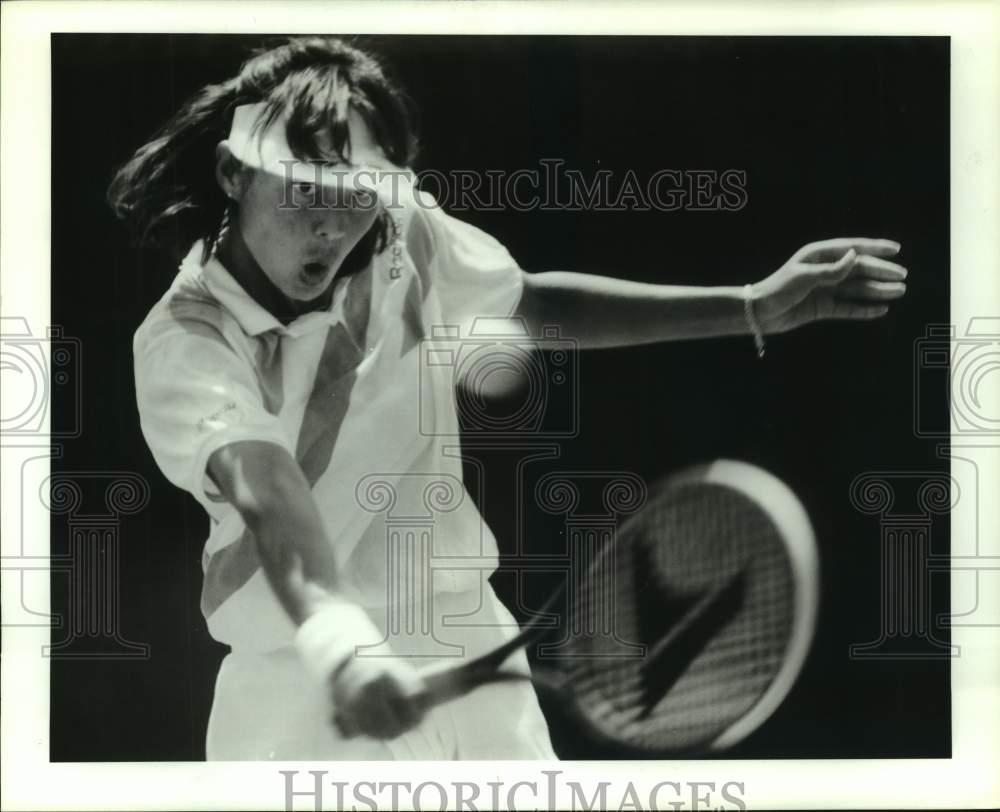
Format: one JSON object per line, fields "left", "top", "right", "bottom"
{"left": 205, "top": 584, "right": 557, "bottom": 760}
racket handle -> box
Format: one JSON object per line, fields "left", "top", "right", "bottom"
{"left": 420, "top": 661, "right": 486, "bottom": 702}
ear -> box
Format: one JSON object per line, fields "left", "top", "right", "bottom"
{"left": 215, "top": 141, "right": 249, "bottom": 202}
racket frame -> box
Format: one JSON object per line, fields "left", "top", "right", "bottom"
{"left": 667, "top": 459, "right": 821, "bottom": 750}
{"left": 359, "top": 459, "right": 820, "bottom": 755}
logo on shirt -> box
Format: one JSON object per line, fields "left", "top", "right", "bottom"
{"left": 388, "top": 209, "right": 407, "bottom": 280}
{"left": 197, "top": 401, "right": 242, "bottom": 433}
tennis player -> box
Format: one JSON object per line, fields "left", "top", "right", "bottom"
{"left": 111, "top": 36, "right": 907, "bottom": 760}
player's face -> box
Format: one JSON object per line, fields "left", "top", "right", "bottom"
{"left": 232, "top": 110, "right": 383, "bottom": 302}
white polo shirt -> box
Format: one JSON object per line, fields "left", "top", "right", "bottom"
{"left": 134, "top": 180, "right": 524, "bottom": 652}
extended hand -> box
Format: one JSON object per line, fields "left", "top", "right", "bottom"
{"left": 752, "top": 238, "right": 908, "bottom": 334}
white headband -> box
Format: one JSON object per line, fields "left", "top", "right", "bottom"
{"left": 226, "top": 101, "right": 396, "bottom": 188}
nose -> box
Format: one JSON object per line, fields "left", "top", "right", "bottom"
{"left": 313, "top": 213, "right": 346, "bottom": 242}
{"left": 313, "top": 199, "right": 376, "bottom": 241}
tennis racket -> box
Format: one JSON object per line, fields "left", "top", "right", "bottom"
{"left": 410, "top": 459, "right": 820, "bottom": 755}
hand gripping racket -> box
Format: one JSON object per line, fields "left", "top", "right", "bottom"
{"left": 415, "top": 459, "right": 820, "bottom": 755}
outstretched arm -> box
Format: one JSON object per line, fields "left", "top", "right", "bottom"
{"left": 514, "top": 237, "right": 907, "bottom": 350}
{"left": 207, "top": 440, "right": 426, "bottom": 739}
{"left": 207, "top": 440, "right": 341, "bottom": 624}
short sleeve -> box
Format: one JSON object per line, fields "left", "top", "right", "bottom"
{"left": 411, "top": 191, "right": 525, "bottom": 334}
{"left": 133, "top": 304, "right": 293, "bottom": 509}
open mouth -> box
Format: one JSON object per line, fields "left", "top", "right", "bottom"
{"left": 302, "top": 261, "right": 329, "bottom": 277}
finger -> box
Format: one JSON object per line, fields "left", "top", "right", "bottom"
{"left": 390, "top": 668, "right": 432, "bottom": 729}
{"left": 834, "top": 278, "right": 907, "bottom": 301}
{"left": 366, "top": 677, "right": 408, "bottom": 738}
{"left": 357, "top": 705, "right": 399, "bottom": 740}
{"left": 399, "top": 681, "right": 432, "bottom": 715}
{"left": 383, "top": 667, "right": 428, "bottom": 720}
{"left": 849, "top": 254, "right": 908, "bottom": 282}
{"left": 333, "top": 709, "right": 360, "bottom": 739}
{"left": 809, "top": 247, "right": 858, "bottom": 285}
{"left": 394, "top": 665, "right": 429, "bottom": 698}
{"left": 822, "top": 300, "right": 891, "bottom": 320}
{"left": 334, "top": 699, "right": 395, "bottom": 739}
{"left": 336, "top": 680, "right": 396, "bottom": 740}
{"left": 387, "top": 688, "right": 426, "bottom": 731}
{"left": 363, "top": 674, "right": 422, "bottom": 739}
{"left": 799, "top": 237, "right": 901, "bottom": 262}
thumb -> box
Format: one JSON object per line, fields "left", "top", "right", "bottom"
{"left": 392, "top": 660, "right": 429, "bottom": 698}
{"left": 813, "top": 247, "right": 857, "bottom": 284}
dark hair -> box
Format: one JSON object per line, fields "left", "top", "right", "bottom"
{"left": 107, "top": 36, "right": 419, "bottom": 267}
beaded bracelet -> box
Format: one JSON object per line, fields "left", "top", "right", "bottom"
{"left": 743, "top": 284, "right": 766, "bottom": 359}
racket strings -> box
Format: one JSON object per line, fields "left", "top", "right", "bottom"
{"left": 559, "top": 483, "right": 797, "bottom": 751}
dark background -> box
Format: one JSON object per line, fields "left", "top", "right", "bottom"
{"left": 51, "top": 34, "right": 950, "bottom": 760}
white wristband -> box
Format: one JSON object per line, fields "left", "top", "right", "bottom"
{"left": 294, "top": 600, "right": 385, "bottom": 684}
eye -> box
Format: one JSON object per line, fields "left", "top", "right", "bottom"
{"left": 292, "top": 182, "right": 320, "bottom": 206}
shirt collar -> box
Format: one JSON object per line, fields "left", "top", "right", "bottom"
{"left": 179, "top": 242, "right": 350, "bottom": 339}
